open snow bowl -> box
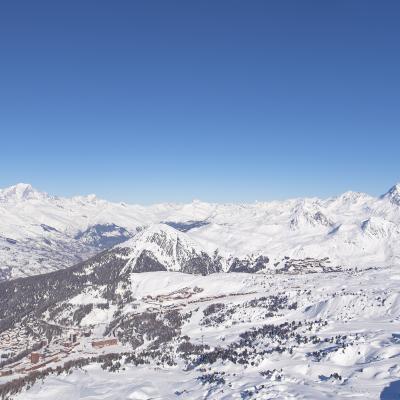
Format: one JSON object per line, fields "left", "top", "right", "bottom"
{"left": 327, "top": 344, "right": 371, "bottom": 367}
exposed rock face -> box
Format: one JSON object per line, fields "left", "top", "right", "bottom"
{"left": 381, "top": 183, "right": 400, "bottom": 206}
{"left": 163, "top": 220, "right": 210, "bottom": 232}
{"left": 119, "top": 224, "right": 222, "bottom": 275}
{"left": 361, "top": 217, "right": 399, "bottom": 239}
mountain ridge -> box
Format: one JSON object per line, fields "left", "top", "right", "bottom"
{"left": 2, "top": 181, "right": 399, "bottom": 205}
{"left": 0, "top": 182, "right": 399, "bottom": 280}
{"left": 0, "top": 183, "right": 400, "bottom": 399}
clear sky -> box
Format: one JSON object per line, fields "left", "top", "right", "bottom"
{"left": 0, "top": 1, "right": 399, "bottom": 203}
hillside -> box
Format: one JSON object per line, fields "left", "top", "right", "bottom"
{"left": 1, "top": 183, "right": 400, "bottom": 280}
{"left": 0, "top": 226, "right": 398, "bottom": 398}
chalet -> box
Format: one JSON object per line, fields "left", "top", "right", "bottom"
{"left": 30, "top": 352, "right": 41, "bottom": 364}
{"left": 91, "top": 338, "right": 118, "bottom": 348}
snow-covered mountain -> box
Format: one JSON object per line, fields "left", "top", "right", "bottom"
{"left": 1, "top": 183, "right": 400, "bottom": 399}
{"left": 107, "top": 224, "right": 275, "bottom": 275}
{"left": 1, "top": 182, "right": 400, "bottom": 280}
{"left": 0, "top": 225, "right": 399, "bottom": 399}
{"left": 116, "top": 224, "right": 222, "bottom": 275}
{"left": 381, "top": 182, "right": 400, "bottom": 205}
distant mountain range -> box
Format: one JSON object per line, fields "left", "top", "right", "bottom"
{"left": 1, "top": 182, "right": 400, "bottom": 280}
{"left": 1, "top": 183, "right": 400, "bottom": 399}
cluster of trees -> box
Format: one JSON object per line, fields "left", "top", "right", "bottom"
{"left": 72, "top": 304, "right": 93, "bottom": 325}
{"left": 201, "top": 295, "right": 299, "bottom": 329}
{"left": 247, "top": 294, "right": 297, "bottom": 312}
{"left": 116, "top": 309, "right": 187, "bottom": 350}
{"left": 201, "top": 303, "right": 234, "bottom": 327}
{"left": 177, "top": 337, "right": 210, "bottom": 361}
{"left": 308, "top": 334, "right": 351, "bottom": 362}
{"left": 197, "top": 371, "right": 226, "bottom": 386}
{"left": 240, "top": 383, "right": 268, "bottom": 399}
{"left": 203, "top": 303, "right": 225, "bottom": 317}
{"left": 125, "top": 346, "right": 176, "bottom": 367}
{"left": 260, "top": 369, "right": 282, "bottom": 380}
{"left": 0, "top": 247, "right": 131, "bottom": 334}
{"left": 188, "top": 319, "right": 330, "bottom": 368}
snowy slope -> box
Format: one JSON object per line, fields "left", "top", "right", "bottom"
{"left": 116, "top": 224, "right": 222, "bottom": 275}
{"left": 1, "top": 248, "right": 400, "bottom": 399}
{"left": 1, "top": 184, "right": 400, "bottom": 399}
{"left": 0, "top": 182, "right": 400, "bottom": 279}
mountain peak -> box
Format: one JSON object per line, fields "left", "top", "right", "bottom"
{"left": 120, "top": 223, "right": 201, "bottom": 252}
{"left": 71, "top": 193, "right": 99, "bottom": 205}
{"left": 10, "top": 182, "right": 33, "bottom": 192}
{"left": 0, "top": 183, "right": 47, "bottom": 202}
{"left": 380, "top": 183, "right": 400, "bottom": 205}
{"left": 117, "top": 223, "right": 221, "bottom": 275}
{"left": 338, "top": 191, "right": 366, "bottom": 201}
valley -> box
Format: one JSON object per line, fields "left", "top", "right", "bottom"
{"left": 0, "top": 184, "right": 400, "bottom": 398}
{"left": 1, "top": 182, "right": 400, "bottom": 281}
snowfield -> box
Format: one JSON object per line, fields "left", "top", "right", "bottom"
{"left": 1, "top": 182, "right": 400, "bottom": 280}
{"left": 1, "top": 183, "right": 400, "bottom": 399}
{"left": 5, "top": 266, "right": 400, "bottom": 400}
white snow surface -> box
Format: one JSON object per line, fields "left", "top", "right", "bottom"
{"left": 1, "top": 183, "right": 400, "bottom": 398}
{"left": 1, "top": 182, "right": 400, "bottom": 279}
{"left": 10, "top": 266, "right": 400, "bottom": 400}
{"left": 118, "top": 223, "right": 209, "bottom": 272}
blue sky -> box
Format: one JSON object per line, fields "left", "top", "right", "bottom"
{"left": 0, "top": 1, "right": 399, "bottom": 203}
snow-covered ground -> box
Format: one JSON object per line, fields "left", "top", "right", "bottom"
{"left": 1, "top": 182, "right": 400, "bottom": 399}
{"left": 7, "top": 265, "right": 400, "bottom": 400}
{"left": 1, "top": 182, "right": 400, "bottom": 279}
